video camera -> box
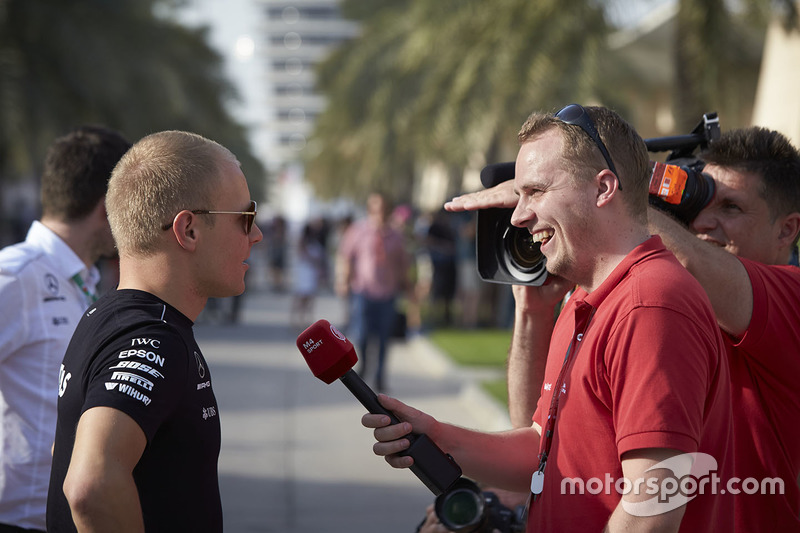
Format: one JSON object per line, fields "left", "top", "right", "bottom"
{"left": 476, "top": 112, "right": 720, "bottom": 286}
{"left": 416, "top": 477, "right": 526, "bottom": 533}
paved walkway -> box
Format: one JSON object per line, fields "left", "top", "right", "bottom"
{"left": 195, "top": 289, "right": 511, "bottom": 533}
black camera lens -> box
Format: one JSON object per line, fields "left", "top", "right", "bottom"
{"left": 648, "top": 159, "right": 715, "bottom": 225}
{"left": 432, "top": 477, "right": 527, "bottom": 533}
{"left": 439, "top": 488, "right": 484, "bottom": 529}
{"left": 504, "top": 225, "right": 544, "bottom": 271}
{"left": 476, "top": 208, "right": 548, "bottom": 286}
{"left": 678, "top": 165, "right": 715, "bottom": 222}
{"left": 435, "top": 479, "right": 487, "bottom": 532}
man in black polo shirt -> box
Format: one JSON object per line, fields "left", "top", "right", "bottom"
{"left": 47, "top": 131, "right": 263, "bottom": 532}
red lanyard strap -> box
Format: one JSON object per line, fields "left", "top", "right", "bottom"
{"left": 533, "top": 301, "right": 595, "bottom": 499}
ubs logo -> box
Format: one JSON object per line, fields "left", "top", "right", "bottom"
{"left": 194, "top": 351, "right": 206, "bottom": 378}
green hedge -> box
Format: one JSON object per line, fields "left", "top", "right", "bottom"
{"left": 427, "top": 329, "right": 512, "bottom": 366}
{"left": 428, "top": 328, "right": 512, "bottom": 406}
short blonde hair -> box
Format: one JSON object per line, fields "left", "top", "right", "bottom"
{"left": 106, "top": 130, "right": 239, "bottom": 255}
{"left": 518, "top": 106, "right": 649, "bottom": 222}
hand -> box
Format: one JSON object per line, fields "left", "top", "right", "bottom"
{"left": 512, "top": 276, "right": 574, "bottom": 316}
{"left": 360, "top": 394, "right": 436, "bottom": 469}
{"left": 444, "top": 179, "right": 517, "bottom": 212}
{"left": 417, "top": 502, "right": 503, "bottom": 533}
{"left": 416, "top": 504, "right": 450, "bottom": 533}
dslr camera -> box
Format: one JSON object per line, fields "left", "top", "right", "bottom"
{"left": 416, "top": 477, "right": 526, "bottom": 533}
{"left": 476, "top": 112, "right": 720, "bottom": 286}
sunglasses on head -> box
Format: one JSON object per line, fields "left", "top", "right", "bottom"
{"left": 161, "top": 200, "right": 258, "bottom": 234}
{"left": 554, "top": 103, "right": 621, "bottom": 190}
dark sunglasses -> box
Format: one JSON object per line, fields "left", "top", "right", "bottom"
{"left": 554, "top": 103, "right": 621, "bottom": 190}
{"left": 161, "top": 200, "right": 258, "bottom": 234}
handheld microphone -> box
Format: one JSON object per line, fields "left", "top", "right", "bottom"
{"left": 480, "top": 161, "right": 515, "bottom": 188}
{"left": 296, "top": 319, "right": 462, "bottom": 495}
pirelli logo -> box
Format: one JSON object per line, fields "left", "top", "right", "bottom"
{"left": 110, "top": 371, "right": 154, "bottom": 391}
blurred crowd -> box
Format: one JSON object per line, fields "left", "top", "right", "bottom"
{"left": 0, "top": 198, "right": 514, "bottom": 333}
{"left": 203, "top": 203, "right": 514, "bottom": 333}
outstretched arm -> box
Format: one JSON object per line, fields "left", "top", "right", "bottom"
{"left": 444, "top": 179, "right": 518, "bottom": 212}
{"left": 362, "top": 394, "right": 541, "bottom": 493}
{"left": 648, "top": 207, "right": 752, "bottom": 335}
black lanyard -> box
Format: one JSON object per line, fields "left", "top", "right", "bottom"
{"left": 532, "top": 300, "right": 595, "bottom": 502}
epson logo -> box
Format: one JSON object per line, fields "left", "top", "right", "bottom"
{"left": 302, "top": 338, "right": 323, "bottom": 354}
{"left": 118, "top": 349, "right": 165, "bottom": 367}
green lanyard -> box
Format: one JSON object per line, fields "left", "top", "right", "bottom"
{"left": 71, "top": 273, "right": 98, "bottom": 303}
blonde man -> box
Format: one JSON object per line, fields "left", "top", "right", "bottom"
{"left": 446, "top": 125, "right": 800, "bottom": 532}
{"left": 46, "top": 131, "right": 262, "bottom": 533}
{"left": 365, "top": 106, "right": 734, "bottom": 532}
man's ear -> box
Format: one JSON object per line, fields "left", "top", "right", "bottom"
{"left": 595, "top": 169, "right": 619, "bottom": 207}
{"left": 171, "top": 211, "right": 200, "bottom": 251}
{"left": 777, "top": 211, "right": 800, "bottom": 251}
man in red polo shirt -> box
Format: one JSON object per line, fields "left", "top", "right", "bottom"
{"left": 650, "top": 127, "right": 800, "bottom": 532}
{"left": 444, "top": 125, "right": 800, "bottom": 532}
{"left": 362, "top": 105, "right": 734, "bottom": 532}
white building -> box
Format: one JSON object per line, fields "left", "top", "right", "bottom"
{"left": 259, "top": 1, "right": 359, "bottom": 171}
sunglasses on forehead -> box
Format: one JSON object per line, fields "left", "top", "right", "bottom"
{"left": 161, "top": 200, "right": 258, "bottom": 234}
{"left": 554, "top": 103, "right": 621, "bottom": 190}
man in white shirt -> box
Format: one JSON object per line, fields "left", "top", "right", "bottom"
{"left": 0, "top": 126, "right": 130, "bottom": 532}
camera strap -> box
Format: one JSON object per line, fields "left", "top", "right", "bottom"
{"left": 530, "top": 301, "right": 595, "bottom": 503}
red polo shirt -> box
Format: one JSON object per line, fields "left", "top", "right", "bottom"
{"left": 529, "top": 236, "right": 734, "bottom": 532}
{"left": 728, "top": 258, "right": 800, "bottom": 532}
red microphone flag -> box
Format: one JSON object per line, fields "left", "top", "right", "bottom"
{"left": 296, "top": 319, "right": 358, "bottom": 384}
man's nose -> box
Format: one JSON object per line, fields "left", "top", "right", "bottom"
{"left": 250, "top": 222, "right": 264, "bottom": 244}
{"left": 689, "top": 207, "right": 716, "bottom": 235}
{"left": 511, "top": 194, "right": 540, "bottom": 228}
{"left": 510, "top": 201, "right": 532, "bottom": 228}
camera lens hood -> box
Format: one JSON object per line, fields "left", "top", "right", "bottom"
{"left": 476, "top": 208, "right": 548, "bottom": 286}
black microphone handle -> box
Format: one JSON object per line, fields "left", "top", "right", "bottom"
{"left": 337, "top": 369, "right": 463, "bottom": 496}
{"left": 339, "top": 370, "right": 402, "bottom": 424}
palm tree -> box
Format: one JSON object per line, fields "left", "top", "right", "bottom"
{"left": 673, "top": 0, "right": 797, "bottom": 131}
{"left": 307, "top": 0, "right": 797, "bottom": 202}
{"left": 0, "top": 0, "right": 265, "bottom": 240}
{"left": 306, "top": 0, "right": 615, "bottom": 202}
